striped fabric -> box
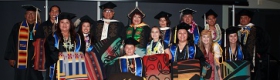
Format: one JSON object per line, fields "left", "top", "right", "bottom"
{"left": 33, "top": 38, "right": 46, "bottom": 71}
{"left": 57, "top": 52, "right": 88, "bottom": 80}
{"left": 85, "top": 51, "right": 104, "bottom": 80}
{"left": 17, "top": 22, "right": 29, "bottom": 69}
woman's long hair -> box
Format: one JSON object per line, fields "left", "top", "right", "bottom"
{"left": 225, "top": 33, "right": 242, "bottom": 61}
{"left": 176, "top": 28, "right": 194, "bottom": 45}
{"left": 56, "top": 19, "right": 77, "bottom": 43}
{"left": 77, "top": 21, "right": 95, "bottom": 45}
{"left": 198, "top": 30, "right": 213, "bottom": 55}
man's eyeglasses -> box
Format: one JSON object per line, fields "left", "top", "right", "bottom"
{"left": 103, "top": 9, "right": 114, "bottom": 13}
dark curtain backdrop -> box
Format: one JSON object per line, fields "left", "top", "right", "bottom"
{"left": 0, "top": 1, "right": 223, "bottom": 80}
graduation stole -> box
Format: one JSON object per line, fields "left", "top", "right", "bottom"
{"left": 146, "top": 40, "right": 164, "bottom": 55}
{"left": 228, "top": 45, "right": 243, "bottom": 61}
{"left": 119, "top": 56, "right": 143, "bottom": 77}
{"left": 17, "top": 20, "right": 39, "bottom": 69}
{"left": 205, "top": 24, "right": 222, "bottom": 45}
{"left": 170, "top": 44, "right": 196, "bottom": 62}
{"left": 126, "top": 23, "right": 147, "bottom": 42}
{"left": 238, "top": 23, "right": 254, "bottom": 45}
{"left": 189, "top": 21, "right": 200, "bottom": 45}
{"left": 162, "top": 29, "right": 172, "bottom": 46}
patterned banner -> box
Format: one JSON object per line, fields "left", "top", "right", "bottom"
{"left": 143, "top": 54, "right": 171, "bottom": 80}
{"left": 221, "top": 61, "right": 250, "bottom": 80}
{"left": 172, "top": 59, "right": 201, "bottom": 80}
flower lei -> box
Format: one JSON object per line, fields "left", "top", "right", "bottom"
{"left": 147, "top": 40, "right": 164, "bottom": 55}
{"left": 238, "top": 23, "right": 253, "bottom": 45}
{"left": 204, "top": 24, "right": 222, "bottom": 43}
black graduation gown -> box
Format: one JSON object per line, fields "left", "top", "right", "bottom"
{"left": 35, "top": 19, "right": 54, "bottom": 39}
{"left": 240, "top": 26, "right": 270, "bottom": 80}
{"left": 93, "top": 20, "right": 125, "bottom": 43}
{"left": 4, "top": 22, "right": 43, "bottom": 80}
{"left": 45, "top": 33, "right": 85, "bottom": 80}
{"left": 160, "top": 28, "right": 173, "bottom": 46}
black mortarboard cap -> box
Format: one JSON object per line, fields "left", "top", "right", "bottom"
{"left": 80, "top": 15, "right": 95, "bottom": 24}
{"left": 128, "top": 7, "right": 145, "bottom": 19}
{"left": 179, "top": 8, "right": 196, "bottom": 15}
{"left": 226, "top": 26, "right": 241, "bottom": 35}
{"left": 154, "top": 11, "right": 172, "bottom": 20}
{"left": 124, "top": 37, "right": 140, "bottom": 46}
{"left": 22, "top": 4, "right": 41, "bottom": 12}
{"left": 99, "top": 2, "right": 117, "bottom": 10}
{"left": 202, "top": 9, "right": 218, "bottom": 18}
{"left": 58, "top": 12, "right": 76, "bottom": 21}
{"left": 237, "top": 9, "right": 254, "bottom": 18}
{"left": 176, "top": 22, "right": 191, "bottom": 31}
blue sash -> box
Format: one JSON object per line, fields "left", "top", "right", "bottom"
{"left": 170, "top": 45, "right": 177, "bottom": 62}
{"left": 227, "top": 45, "right": 243, "bottom": 61}
{"left": 217, "top": 39, "right": 222, "bottom": 46}
{"left": 163, "top": 29, "right": 171, "bottom": 45}
{"left": 119, "top": 57, "right": 143, "bottom": 77}
{"left": 87, "top": 45, "right": 94, "bottom": 52}
{"left": 236, "top": 45, "right": 243, "bottom": 60}
{"left": 75, "top": 35, "right": 81, "bottom": 52}
{"left": 170, "top": 44, "right": 196, "bottom": 62}
{"left": 193, "top": 26, "right": 200, "bottom": 45}
{"left": 49, "top": 33, "right": 59, "bottom": 80}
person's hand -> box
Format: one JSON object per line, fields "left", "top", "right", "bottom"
{"left": 203, "top": 66, "right": 210, "bottom": 70}
{"left": 9, "top": 60, "right": 15, "bottom": 67}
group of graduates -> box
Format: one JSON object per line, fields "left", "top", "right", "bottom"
{"left": 4, "top": 1, "right": 270, "bottom": 80}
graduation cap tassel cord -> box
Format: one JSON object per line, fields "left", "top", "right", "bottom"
{"left": 204, "top": 14, "right": 206, "bottom": 27}
{"left": 136, "top": 1, "right": 138, "bottom": 8}
{"left": 36, "top": 8, "right": 38, "bottom": 23}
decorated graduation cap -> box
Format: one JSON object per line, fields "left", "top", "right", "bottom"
{"left": 237, "top": 9, "right": 254, "bottom": 18}
{"left": 124, "top": 37, "right": 140, "bottom": 46}
{"left": 179, "top": 8, "right": 196, "bottom": 16}
{"left": 154, "top": 11, "right": 172, "bottom": 20}
{"left": 128, "top": 7, "right": 145, "bottom": 19}
{"left": 22, "top": 4, "right": 41, "bottom": 23}
{"left": 74, "top": 15, "right": 95, "bottom": 29}
{"left": 226, "top": 26, "right": 241, "bottom": 35}
{"left": 202, "top": 9, "right": 218, "bottom": 18}
{"left": 58, "top": 12, "right": 76, "bottom": 21}
{"left": 99, "top": 2, "right": 117, "bottom": 10}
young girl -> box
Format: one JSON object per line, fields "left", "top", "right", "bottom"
{"left": 198, "top": 30, "right": 223, "bottom": 80}
{"left": 146, "top": 26, "right": 172, "bottom": 59}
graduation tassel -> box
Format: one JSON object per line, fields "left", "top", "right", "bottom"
{"left": 174, "top": 26, "right": 177, "bottom": 44}
{"left": 36, "top": 8, "right": 38, "bottom": 23}
{"left": 204, "top": 14, "right": 206, "bottom": 27}
{"left": 55, "top": 15, "right": 58, "bottom": 24}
